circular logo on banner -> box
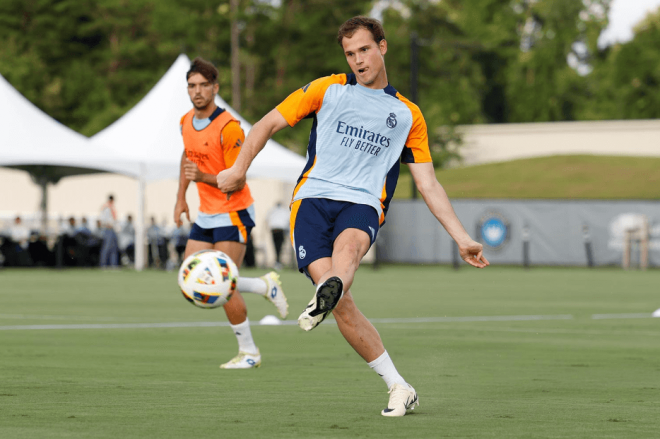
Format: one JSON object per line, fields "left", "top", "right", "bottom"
{"left": 478, "top": 212, "right": 510, "bottom": 250}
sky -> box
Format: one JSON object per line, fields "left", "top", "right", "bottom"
{"left": 598, "top": 0, "right": 660, "bottom": 47}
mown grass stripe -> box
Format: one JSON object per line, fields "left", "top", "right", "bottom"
{"left": 4, "top": 312, "right": 657, "bottom": 331}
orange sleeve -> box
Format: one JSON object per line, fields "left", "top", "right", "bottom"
{"left": 276, "top": 74, "right": 347, "bottom": 127}
{"left": 397, "top": 93, "right": 432, "bottom": 163}
{"left": 221, "top": 120, "right": 245, "bottom": 168}
{"left": 179, "top": 114, "right": 186, "bottom": 135}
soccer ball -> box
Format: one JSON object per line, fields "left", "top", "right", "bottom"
{"left": 178, "top": 250, "right": 239, "bottom": 309}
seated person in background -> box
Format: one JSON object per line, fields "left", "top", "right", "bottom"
{"left": 267, "top": 201, "right": 289, "bottom": 270}
{"left": 85, "top": 220, "right": 104, "bottom": 267}
{"left": 64, "top": 217, "right": 77, "bottom": 237}
{"left": 119, "top": 215, "right": 136, "bottom": 265}
{"left": 61, "top": 216, "right": 78, "bottom": 266}
{"left": 11, "top": 216, "right": 32, "bottom": 266}
{"left": 170, "top": 222, "right": 189, "bottom": 265}
{"left": 76, "top": 217, "right": 92, "bottom": 236}
{"left": 74, "top": 217, "right": 93, "bottom": 266}
{"left": 29, "top": 232, "right": 55, "bottom": 267}
{"left": 11, "top": 216, "right": 30, "bottom": 249}
{"left": 147, "top": 217, "right": 168, "bottom": 269}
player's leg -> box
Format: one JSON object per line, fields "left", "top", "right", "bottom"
{"left": 209, "top": 240, "right": 259, "bottom": 369}
{"left": 215, "top": 208, "right": 288, "bottom": 318}
{"left": 302, "top": 202, "right": 417, "bottom": 416}
{"left": 290, "top": 198, "right": 339, "bottom": 330}
{"left": 306, "top": 230, "right": 388, "bottom": 363}
{"left": 233, "top": 271, "right": 288, "bottom": 319}
{"left": 317, "top": 227, "right": 370, "bottom": 291}
{"left": 183, "top": 224, "right": 256, "bottom": 368}
{"left": 183, "top": 237, "right": 213, "bottom": 259}
{"left": 306, "top": 256, "right": 417, "bottom": 416}
{"left": 214, "top": 240, "right": 247, "bottom": 324}
{"left": 306, "top": 253, "right": 383, "bottom": 361}
{"left": 297, "top": 202, "right": 377, "bottom": 331}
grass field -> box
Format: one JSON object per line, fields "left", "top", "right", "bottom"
{"left": 1, "top": 266, "right": 659, "bottom": 438}
{"left": 394, "top": 155, "right": 660, "bottom": 200}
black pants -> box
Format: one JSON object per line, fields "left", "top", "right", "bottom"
{"left": 271, "top": 229, "right": 285, "bottom": 263}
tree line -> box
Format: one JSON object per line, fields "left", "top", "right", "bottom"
{"left": 1, "top": 0, "right": 659, "bottom": 165}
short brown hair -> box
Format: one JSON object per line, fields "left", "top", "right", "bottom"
{"left": 186, "top": 57, "right": 218, "bottom": 83}
{"left": 337, "top": 16, "right": 385, "bottom": 47}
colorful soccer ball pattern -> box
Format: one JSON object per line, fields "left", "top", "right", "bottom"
{"left": 178, "top": 250, "right": 239, "bottom": 309}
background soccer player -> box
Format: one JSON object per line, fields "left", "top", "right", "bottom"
{"left": 174, "top": 57, "right": 289, "bottom": 369}
{"left": 217, "top": 17, "right": 489, "bottom": 414}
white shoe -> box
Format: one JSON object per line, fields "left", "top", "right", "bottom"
{"left": 219, "top": 350, "right": 261, "bottom": 369}
{"left": 298, "top": 276, "right": 343, "bottom": 332}
{"left": 261, "top": 271, "right": 288, "bottom": 319}
{"left": 381, "top": 383, "right": 419, "bottom": 417}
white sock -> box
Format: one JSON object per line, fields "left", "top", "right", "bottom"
{"left": 237, "top": 277, "right": 267, "bottom": 296}
{"left": 368, "top": 350, "right": 407, "bottom": 389}
{"left": 229, "top": 319, "right": 259, "bottom": 354}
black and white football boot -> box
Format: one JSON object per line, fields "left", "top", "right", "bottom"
{"left": 297, "top": 276, "right": 344, "bottom": 331}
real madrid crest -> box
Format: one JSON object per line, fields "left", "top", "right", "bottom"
{"left": 386, "top": 113, "right": 397, "bottom": 128}
{"left": 477, "top": 211, "right": 510, "bottom": 250}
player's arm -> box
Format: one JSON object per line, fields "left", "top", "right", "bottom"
{"left": 216, "top": 109, "right": 289, "bottom": 194}
{"left": 217, "top": 75, "right": 339, "bottom": 194}
{"left": 408, "top": 162, "right": 489, "bottom": 268}
{"left": 174, "top": 152, "right": 191, "bottom": 227}
{"left": 183, "top": 157, "right": 218, "bottom": 188}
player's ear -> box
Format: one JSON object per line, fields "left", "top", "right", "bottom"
{"left": 213, "top": 82, "right": 219, "bottom": 94}
{"left": 379, "top": 39, "right": 387, "bottom": 56}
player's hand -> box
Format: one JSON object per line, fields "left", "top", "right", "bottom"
{"left": 174, "top": 199, "right": 190, "bottom": 227}
{"left": 183, "top": 159, "right": 203, "bottom": 182}
{"left": 458, "top": 239, "right": 489, "bottom": 268}
{"left": 217, "top": 167, "right": 246, "bottom": 200}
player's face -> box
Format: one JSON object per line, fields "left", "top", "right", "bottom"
{"left": 187, "top": 73, "right": 219, "bottom": 110}
{"left": 342, "top": 28, "right": 388, "bottom": 89}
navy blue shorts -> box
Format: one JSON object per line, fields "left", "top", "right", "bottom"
{"left": 290, "top": 198, "right": 380, "bottom": 276}
{"left": 189, "top": 209, "right": 255, "bottom": 244}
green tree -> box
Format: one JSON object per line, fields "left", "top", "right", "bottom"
{"left": 579, "top": 7, "right": 660, "bottom": 120}
{"left": 0, "top": 0, "right": 235, "bottom": 136}
{"left": 504, "top": 0, "right": 611, "bottom": 122}
{"left": 5, "top": 0, "right": 647, "bottom": 160}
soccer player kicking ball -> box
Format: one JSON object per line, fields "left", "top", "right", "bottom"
{"left": 217, "top": 17, "right": 489, "bottom": 415}
{"left": 175, "top": 57, "right": 289, "bottom": 369}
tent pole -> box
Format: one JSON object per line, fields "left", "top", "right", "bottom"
{"left": 39, "top": 178, "right": 49, "bottom": 236}
{"left": 135, "top": 165, "right": 147, "bottom": 271}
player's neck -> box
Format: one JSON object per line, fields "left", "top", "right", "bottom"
{"left": 194, "top": 102, "right": 218, "bottom": 120}
{"left": 357, "top": 68, "right": 389, "bottom": 90}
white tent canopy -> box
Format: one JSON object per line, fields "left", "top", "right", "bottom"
{"left": 92, "top": 53, "right": 305, "bottom": 183}
{"left": 0, "top": 74, "right": 139, "bottom": 177}
{"left": 0, "top": 73, "right": 140, "bottom": 234}
{"left": 91, "top": 54, "right": 306, "bottom": 270}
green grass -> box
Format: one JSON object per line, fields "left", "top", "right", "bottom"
{"left": 394, "top": 155, "right": 660, "bottom": 199}
{"left": 1, "top": 266, "right": 659, "bottom": 438}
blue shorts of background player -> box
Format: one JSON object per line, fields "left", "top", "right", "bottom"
{"left": 290, "top": 198, "right": 380, "bottom": 283}
{"left": 189, "top": 222, "right": 254, "bottom": 244}
{"left": 189, "top": 206, "right": 256, "bottom": 244}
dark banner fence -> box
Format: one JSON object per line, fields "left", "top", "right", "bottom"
{"left": 377, "top": 200, "right": 660, "bottom": 267}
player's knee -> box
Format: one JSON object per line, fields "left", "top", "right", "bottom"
{"left": 335, "top": 239, "right": 365, "bottom": 263}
